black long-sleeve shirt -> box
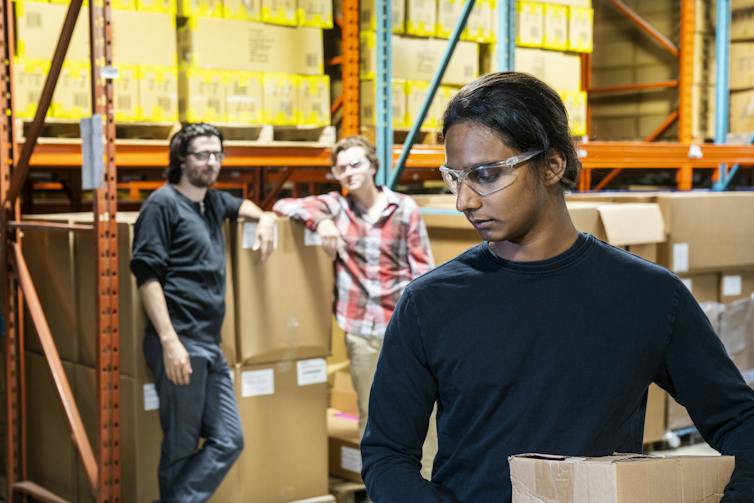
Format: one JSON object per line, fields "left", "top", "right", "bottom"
{"left": 130, "top": 185, "right": 242, "bottom": 343}
{"left": 361, "top": 233, "right": 754, "bottom": 502}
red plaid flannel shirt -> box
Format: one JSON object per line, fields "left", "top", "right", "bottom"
{"left": 273, "top": 187, "right": 434, "bottom": 338}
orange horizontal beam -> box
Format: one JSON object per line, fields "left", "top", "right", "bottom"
{"left": 578, "top": 142, "right": 754, "bottom": 168}
{"left": 589, "top": 80, "right": 678, "bottom": 94}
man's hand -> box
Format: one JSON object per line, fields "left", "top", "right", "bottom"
{"left": 162, "top": 334, "right": 192, "bottom": 385}
{"left": 317, "top": 218, "right": 346, "bottom": 259}
{"left": 255, "top": 212, "right": 277, "bottom": 263}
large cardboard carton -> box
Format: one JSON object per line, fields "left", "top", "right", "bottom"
{"left": 234, "top": 360, "right": 329, "bottom": 501}
{"left": 405, "top": 81, "right": 456, "bottom": 131}
{"left": 732, "top": 8, "right": 754, "bottom": 41}
{"left": 112, "top": 10, "right": 177, "bottom": 67}
{"left": 720, "top": 297, "right": 754, "bottom": 376}
{"left": 360, "top": 33, "right": 478, "bottom": 85}
{"left": 330, "top": 370, "right": 358, "bottom": 415}
{"left": 298, "top": 74, "right": 331, "bottom": 127}
{"left": 14, "top": 58, "right": 50, "bottom": 120}
{"left": 227, "top": 71, "right": 264, "bottom": 124}
{"left": 51, "top": 61, "right": 91, "bottom": 120}
{"left": 679, "top": 273, "right": 720, "bottom": 303}
{"left": 720, "top": 271, "right": 754, "bottom": 303}
{"left": 512, "top": 47, "right": 581, "bottom": 92}
{"left": 561, "top": 90, "right": 587, "bottom": 136}
{"left": 643, "top": 383, "right": 666, "bottom": 444}
{"left": 360, "top": 78, "right": 408, "bottom": 129}
{"left": 436, "top": 0, "right": 463, "bottom": 39}
{"left": 15, "top": 1, "right": 89, "bottom": 60}
{"left": 179, "top": 66, "right": 228, "bottom": 123}
{"left": 463, "top": 0, "right": 495, "bottom": 43}
{"left": 656, "top": 193, "right": 754, "bottom": 273}
{"left": 405, "top": 0, "right": 437, "bottom": 36}
{"left": 568, "top": 6, "right": 594, "bottom": 53}
{"left": 26, "top": 352, "right": 78, "bottom": 502}
{"left": 262, "top": 73, "right": 299, "bottom": 126}
{"left": 730, "top": 89, "right": 754, "bottom": 134}
{"left": 297, "top": 0, "right": 333, "bottom": 28}
{"left": 178, "top": 18, "right": 324, "bottom": 75}
{"left": 360, "top": 0, "right": 405, "bottom": 33}
{"left": 113, "top": 64, "right": 140, "bottom": 122}
{"left": 138, "top": 65, "right": 179, "bottom": 122}
{"left": 730, "top": 42, "right": 754, "bottom": 91}
{"left": 509, "top": 453, "right": 734, "bottom": 502}
{"left": 543, "top": 4, "right": 568, "bottom": 50}
{"left": 327, "top": 408, "right": 362, "bottom": 482}
{"left": 516, "top": 0, "right": 544, "bottom": 47}
{"left": 232, "top": 218, "right": 333, "bottom": 365}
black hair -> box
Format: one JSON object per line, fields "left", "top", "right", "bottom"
{"left": 442, "top": 72, "right": 580, "bottom": 190}
{"left": 167, "top": 123, "right": 224, "bottom": 184}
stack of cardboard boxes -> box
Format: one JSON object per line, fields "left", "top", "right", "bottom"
{"left": 729, "top": 0, "right": 754, "bottom": 134}
{"left": 14, "top": 0, "right": 179, "bottom": 123}
{"left": 23, "top": 213, "right": 335, "bottom": 501}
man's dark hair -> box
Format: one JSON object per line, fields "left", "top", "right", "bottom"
{"left": 167, "top": 123, "right": 224, "bottom": 184}
{"left": 331, "top": 135, "right": 379, "bottom": 171}
{"left": 442, "top": 72, "right": 580, "bottom": 190}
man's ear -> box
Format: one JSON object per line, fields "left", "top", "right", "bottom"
{"left": 543, "top": 150, "right": 567, "bottom": 187}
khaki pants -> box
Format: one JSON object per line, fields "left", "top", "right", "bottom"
{"left": 345, "top": 332, "right": 438, "bottom": 480}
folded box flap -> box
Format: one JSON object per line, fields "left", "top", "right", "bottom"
{"left": 597, "top": 203, "right": 666, "bottom": 246}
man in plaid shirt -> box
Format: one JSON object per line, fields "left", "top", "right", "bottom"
{"left": 273, "top": 135, "right": 436, "bottom": 474}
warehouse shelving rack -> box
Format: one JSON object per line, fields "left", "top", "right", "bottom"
{"left": 2, "top": 0, "right": 754, "bottom": 500}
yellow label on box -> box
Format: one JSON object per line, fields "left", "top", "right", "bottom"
{"left": 568, "top": 6, "right": 593, "bottom": 53}
{"left": 226, "top": 71, "right": 263, "bottom": 124}
{"left": 261, "top": 0, "right": 297, "bottom": 26}
{"left": 298, "top": 74, "right": 330, "bottom": 126}
{"left": 360, "top": 31, "right": 377, "bottom": 80}
{"left": 543, "top": 4, "right": 568, "bottom": 50}
{"left": 406, "top": 0, "right": 437, "bottom": 37}
{"left": 436, "top": 0, "right": 462, "bottom": 39}
{"left": 14, "top": 58, "right": 50, "bottom": 120}
{"left": 560, "top": 90, "right": 587, "bottom": 136}
{"left": 464, "top": 0, "right": 495, "bottom": 43}
{"left": 360, "top": 79, "right": 407, "bottom": 129}
{"left": 223, "top": 0, "right": 261, "bottom": 20}
{"left": 179, "top": 66, "right": 227, "bottom": 123}
{"left": 262, "top": 73, "right": 299, "bottom": 126}
{"left": 297, "top": 0, "right": 333, "bottom": 27}
{"left": 178, "top": 0, "right": 223, "bottom": 17}
{"left": 516, "top": 1, "right": 544, "bottom": 48}
{"left": 138, "top": 65, "right": 179, "bottom": 122}
{"left": 137, "top": 0, "right": 177, "bottom": 14}
{"left": 113, "top": 64, "right": 140, "bottom": 122}
{"left": 51, "top": 61, "right": 91, "bottom": 120}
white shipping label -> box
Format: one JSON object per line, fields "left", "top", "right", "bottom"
{"left": 241, "top": 369, "right": 275, "bottom": 397}
{"left": 341, "top": 446, "right": 362, "bottom": 473}
{"left": 722, "top": 275, "right": 743, "bottom": 297}
{"left": 242, "top": 221, "right": 279, "bottom": 250}
{"left": 304, "top": 227, "right": 322, "bottom": 246}
{"left": 672, "top": 243, "right": 689, "bottom": 273}
{"left": 143, "top": 383, "right": 159, "bottom": 411}
{"left": 681, "top": 278, "right": 693, "bottom": 292}
{"left": 297, "top": 358, "right": 327, "bottom": 386}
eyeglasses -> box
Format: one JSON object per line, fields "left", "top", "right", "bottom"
{"left": 439, "top": 150, "right": 543, "bottom": 196}
{"left": 188, "top": 150, "right": 225, "bottom": 162}
{"left": 331, "top": 158, "right": 370, "bottom": 179}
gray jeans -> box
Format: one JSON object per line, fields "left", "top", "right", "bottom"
{"left": 144, "top": 334, "right": 243, "bottom": 503}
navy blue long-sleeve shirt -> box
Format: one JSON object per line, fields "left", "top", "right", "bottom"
{"left": 361, "top": 233, "right": 754, "bottom": 502}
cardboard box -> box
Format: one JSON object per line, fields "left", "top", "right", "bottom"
{"left": 297, "top": 0, "right": 333, "bottom": 27}
{"left": 568, "top": 6, "right": 593, "bottom": 53}
{"left": 51, "top": 61, "right": 91, "bottom": 120}
{"left": 179, "top": 66, "right": 228, "bottom": 123}
{"left": 327, "top": 408, "right": 362, "bottom": 482}
{"left": 330, "top": 370, "right": 358, "bottom": 415}
{"left": 361, "top": 33, "right": 479, "bottom": 85}
{"left": 516, "top": 1, "right": 544, "bottom": 47}
{"left": 730, "top": 89, "right": 754, "bottom": 134}
{"left": 360, "top": 78, "right": 408, "bottom": 129}
{"left": 720, "top": 297, "right": 754, "bottom": 375}
{"left": 360, "top": 0, "right": 405, "bottom": 33}
{"left": 113, "top": 64, "right": 140, "bottom": 122}
{"left": 732, "top": 8, "right": 754, "bottom": 41}
{"left": 720, "top": 271, "right": 754, "bottom": 302}
{"left": 262, "top": 0, "right": 297, "bottom": 25}
{"left": 178, "top": 0, "right": 223, "bottom": 17}
{"left": 679, "top": 273, "right": 720, "bottom": 303}
{"left": 137, "top": 0, "right": 177, "bottom": 14}
{"left": 643, "top": 383, "right": 666, "bottom": 443}
{"left": 730, "top": 42, "right": 754, "bottom": 91}
{"left": 406, "top": 81, "right": 455, "bottom": 131}
{"left": 232, "top": 218, "right": 333, "bottom": 365}
{"left": 223, "top": 0, "right": 261, "bottom": 20}
{"left": 436, "top": 0, "right": 463, "bottom": 38}
{"left": 656, "top": 193, "right": 754, "bottom": 273}
{"left": 235, "top": 360, "right": 329, "bottom": 501}
{"left": 112, "top": 10, "right": 177, "bottom": 67}
{"left": 298, "top": 74, "right": 331, "bottom": 127}
{"left": 509, "top": 453, "right": 734, "bottom": 502}
{"left": 406, "top": 0, "right": 437, "bottom": 36}
{"left": 513, "top": 47, "right": 581, "bottom": 92}
{"left": 227, "top": 71, "right": 264, "bottom": 124}
{"left": 26, "top": 352, "right": 78, "bottom": 502}
{"left": 138, "top": 65, "right": 179, "bottom": 122}
{"left": 178, "top": 19, "right": 324, "bottom": 75}
{"left": 561, "top": 90, "right": 587, "bottom": 136}
{"left": 543, "top": 4, "right": 568, "bottom": 50}
{"left": 262, "top": 72, "right": 299, "bottom": 126}
{"left": 14, "top": 57, "right": 50, "bottom": 120}
{"left": 463, "top": 0, "right": 495, "bottom": 43}
{"left": 15, "top": 1, "right": 89, "bottom": 60}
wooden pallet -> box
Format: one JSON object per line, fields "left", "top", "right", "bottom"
{"left": 329, "top": 477, "right": 368, "bottom": 503}
{"left": 16, "top": 118, "right": 179, "bottom": 142}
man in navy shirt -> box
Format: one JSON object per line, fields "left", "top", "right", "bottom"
{"left": 131, "top": 123, "right": 275, "bottom": 502}
{"left": 361, "top": 72, "right": 754, "bottom": 502}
